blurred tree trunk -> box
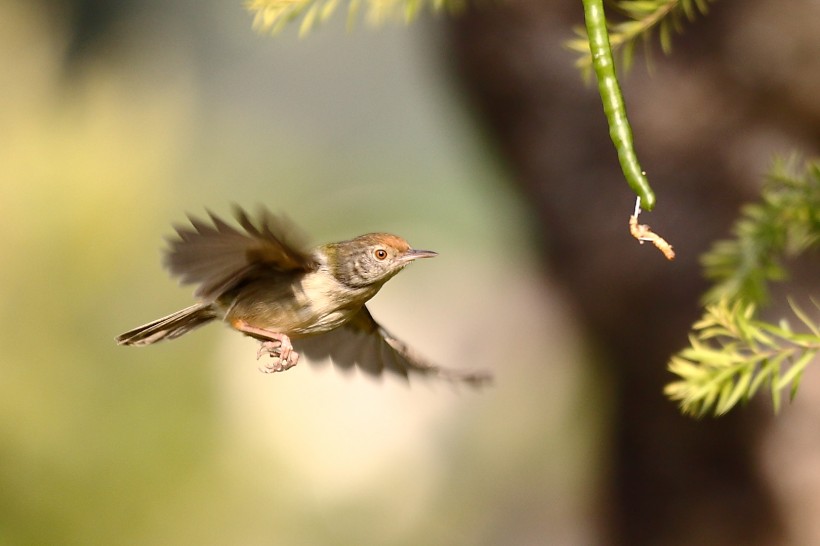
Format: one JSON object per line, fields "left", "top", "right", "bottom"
{"left": 448, "top": 0, "right": 819, "bottom": 543}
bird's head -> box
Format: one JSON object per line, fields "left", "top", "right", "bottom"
{"left": 322, "top": 233, "right": 437, "bottom": 289}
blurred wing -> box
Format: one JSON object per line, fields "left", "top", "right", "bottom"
{"left": 164, "top": 206, "right": 317, "bottom": 300}
{"left": 292, "top": 307, "right": 492, "bottom": 387}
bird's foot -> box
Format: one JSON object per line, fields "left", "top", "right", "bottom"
{"left": 256, "top": 339, "right": 281, "bottom": 359}
{"left": 231, "top": 319, "right": 300, "bottom": 374}
{"left": 258, "top": 351, "right": 300, "bottom": 374}
{"left": 256, "top": 339, "right": 300, "bottom": 374}
{"left": 252, "top": 333, "right": 294, "bottom": 361}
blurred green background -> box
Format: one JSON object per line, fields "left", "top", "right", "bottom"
{"left": 0, "top": 1, "right": 600, "bottom": 544}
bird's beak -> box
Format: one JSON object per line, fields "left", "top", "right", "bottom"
{"left": 401, "top": 248, "right": 438, "bottom": 262}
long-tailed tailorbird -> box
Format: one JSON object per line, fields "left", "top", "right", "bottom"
{"left": 116, "top": 207, "right": 491, "bottom": 385}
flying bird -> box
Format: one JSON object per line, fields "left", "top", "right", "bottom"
{"left": 116, "top": 207, "right": 491, "bottom": 386}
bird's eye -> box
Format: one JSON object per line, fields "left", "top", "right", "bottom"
{"left": 374, "top": 248, "right": 388, "bottom": 260}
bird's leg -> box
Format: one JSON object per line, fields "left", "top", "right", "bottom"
{"left": 231, "top": 320, "right": 300, "bottom": 373}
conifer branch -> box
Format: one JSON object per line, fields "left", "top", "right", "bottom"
{"left": 702, "top": 157, "right": 820, "bottom": 305}
{"left": 665, "top": 299, "right": 820, "bottom": 417}
{"left": 666, "top": 158, "right": 820, "bottom": 417}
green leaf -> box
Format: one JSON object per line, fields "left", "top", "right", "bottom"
{"left": 299, "top": 2, "right": 321, "bottom": 36}
{"left": 347, "top": 0, "right": 361, "bottom": 28}
{"left": 747, "top": 362, "right": 771, "bottom": 400}
{"left": 790, "top": 367, "right": 805, "bottom": 401}
{"left": 668, "top": 356, "right": 707, "bottom": 379}
{"left": 658, "top": 20, "right": 673, "bottom": 53}
{"left": 698, "top": 385, "right": 719, "bottom": 418}
{"left": 715, "top": 367, "right": 752, "bottom": 415}
{"left": 789, "top": 298, "right": 820, "bottom": 336}
{"left": 320, "top": 0, "right": 339, "bottom": 21}
{"left": 770, "top": 386, "right": 782, "bottom": 414}
{"left": 680, "top": 0, "right": 695, "bottom": 19}
{"left": 776, "top": 350, "right": 818, "bottom": 391}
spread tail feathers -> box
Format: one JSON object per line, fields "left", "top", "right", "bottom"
{"left": 116, "top": 303, "right": 218, "bottom": 346}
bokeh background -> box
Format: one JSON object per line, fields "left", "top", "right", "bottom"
{"left": 1, "top": 1, "right": 593, "bottom": 545}
{"left": 2, "top": 0, "right": 819, "bottom": 545}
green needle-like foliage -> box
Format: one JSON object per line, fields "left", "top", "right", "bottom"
{"left": 667, "top": 158, "right": 820, "bottom": 417}
{"left": 568, "top": 0, "right": 716, "bottom": 77}
{"left": 246, "top": 0, "right": 464, "bottom": 35}
{"left": 665, "top": 299, "right": 820, "bottom": 417}
{"left": 702, "top": 158, "right": 820, "bottom": 305}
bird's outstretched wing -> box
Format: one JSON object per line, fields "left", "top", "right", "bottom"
{"left": 292, "top": 306, "right": 492, "bottom": 387}
{"left": 164, "top": 206, "right": 318, "bottom": 300}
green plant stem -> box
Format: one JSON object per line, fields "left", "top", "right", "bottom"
{"left": 582, "top": 0, "right": 656, "bottom": 210}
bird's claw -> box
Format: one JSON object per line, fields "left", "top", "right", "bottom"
{"left": 256, "top": 340, "right": 282, "bottom": 360}
{"left": 258, "top": 351, "right": 300, "bottom": 374}
{"left": 256, "top": 340, "right": 299, "bottom": 374}
{"left": 231, "top": 320, "right": 298, "bottom": 373}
